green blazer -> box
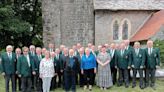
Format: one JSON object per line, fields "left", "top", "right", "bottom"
{"left": 116, "top": 49, "right": 131, "bottom": 69}
{"left": 1, "top": 52, "right": 16, "bottom": 75}
{"left": 131, "top": 48, "right": 145, "bottom": 69}
{"left": 145, "top": 48, "right": 160, "bottom": 69}
{"left": 17, "top": 55, "right": 35, "bottom": 77}
{"left": 109, "top": 49, "right": 118, "bottom": 68}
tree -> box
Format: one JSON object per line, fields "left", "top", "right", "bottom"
{"left": 0, "top": 0, "right": 43, "bottom": 50}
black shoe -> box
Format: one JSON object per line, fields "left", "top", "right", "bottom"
{"left": 132, "top": 85, "right": 136, "bottom": 88}
{"left": 117, "top": 83, "right": 122, "bottom": 87}
{"left": 125, "top": 85, "right": 129, "bottom": 88}
{"left": 151, "top": 86, "right": 156, "bottom": 90}
{"left": 140, "top": 86, "right": 144, "bottom": 89}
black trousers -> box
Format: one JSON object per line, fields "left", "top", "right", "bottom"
{"left": 15, "top": 74, "right": 21, "bottom": 91}
{"left": 111, "top": 67, "right": 117, "bottom": 85}
{"left": 132, "top": 68, "right": 144, "bottom": 87}
{"left": 79, "top": 70, "right": 84, "bottom": 86}
{"left": 5, "top": 74, "right": 16, "bottom": 92}
{"left": 50, "top": 76, "right": 56, "bottom": 90}
{"left": 118, "top": 69, "right": 129, "bottom": 87}
{"left": 57, "top": 71, "right": 62, "bottom": 87}
{"left": 21, "top": 76, "right": 32, "bottom": 92}
{"left": 83, "top": 68, "right": 95, "bottom": 86}
{"left": 34, "top": 74, "right": 42, "bottom": 91}
{"left": 64, "top": 71, "right": 76, "bottom": 92}
{"left": 145, "top": 68, "right": 156, "bottom": 87}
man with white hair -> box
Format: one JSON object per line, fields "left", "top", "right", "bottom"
{"left": 131, "top": 42, "right": 145, "bottom": 89}
{"left": 1, "top": 45, "right": 16, "bottom": 92}
{"left": 145, "top": 40, "right": 160, "bottom": 90}
{"left": 29, "top": 45, "right": 36, "bottom": 57}
{"left": 64, "top": 49, "right": 79, "bottom": 92}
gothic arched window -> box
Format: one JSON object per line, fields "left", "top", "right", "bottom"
{"left": 113, "top": 20, "right": 119, "bottom": 40}
{"left": 122, "top": 20, "right": 128, "bottom": 40}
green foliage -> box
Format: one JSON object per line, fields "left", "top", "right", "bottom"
{"left": 0, "top": 0, "right": 43, "bottom": 50}
{"left": 154, "top": 40, "right": 164, "bottom": 67}
{"left": 0, "top": 5, "right": 31, "bottom": 50}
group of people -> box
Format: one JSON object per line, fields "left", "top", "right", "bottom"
{"left": 0, "top": 39, "right": 160, "bottom": 92}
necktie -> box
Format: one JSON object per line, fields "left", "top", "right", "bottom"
{"left": 121, "top": 50, "right": 124, "bottom": 56}
{"left": 135, "top": 49, "right": 138, "bottom": 55}
{"left": 70, "top": 56, "right": 74, "bottom": 67}
{"left": 9, "top": 53, "right": 12, "bottom": 60}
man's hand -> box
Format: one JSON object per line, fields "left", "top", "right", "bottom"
{"left": 131, "top": 65, "right": 134, "bottom": 68}
{"left": 140, "top": 66, "right": 143, "bottom": 69}
{"left": 2, "top": 72, "right": 5, "bottom": 76}
{"left": 18, "top": 74, "right": 21, "bottom": 78}
{"left": 32, "top": 71, "right": 36, "bottom": 75}
{"left": 128, "top": 66, "right": 131, "bottom": 69}
{"left": 156, "top": 65, "right": 160, "bottom": 69}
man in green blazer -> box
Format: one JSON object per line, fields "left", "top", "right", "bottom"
{"left": 109, "top": 43, "right": 118, "bottom": 85}
{"left": 116, "top": 43, "right": 131, "bottom": 88}
{"left": 124, "top": 40, "right": 133, "bottom": 80}
{"left": 17, "top": 47, "right": 36, "bottom": 92}
{"left": 145, "top": 40, "right": 160, "bottom": 90}
{"left": 131, "top": 42, "right": 145, "bottom": 89}
{"left": 1, "top": 45, "right": 16, "bottom": 92}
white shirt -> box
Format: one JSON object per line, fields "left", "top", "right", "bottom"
{"left": 26, "top": 55, "right": 31, "bottom": 67}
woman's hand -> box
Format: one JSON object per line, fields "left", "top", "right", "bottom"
{"left": 94, "top": 68, "right": 96, "bottom": 74}
{"left": 81, "top": 70, "right": 84, "bottom": 75}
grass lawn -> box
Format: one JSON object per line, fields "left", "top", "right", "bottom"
{"left": 0, "top": 75, "right": 164, "bottom": 92}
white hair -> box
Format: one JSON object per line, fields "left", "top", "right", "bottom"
{"left": 6, "top": 45, "right": 13, "bottom": 50}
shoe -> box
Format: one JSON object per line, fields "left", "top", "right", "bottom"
{"left": 100, "top": 87, "right": 103, "bottom": 90}
{"left": 89, "top": 85, "right": 92, "bottom": 91}
{"left": 104, "top": 87, "right": 107, "bottom": 90}
{"left": 151, "top": 86, "right": 156, "bottom": 90}
{"left": 132, "top": 85, "right": 136, "bottom": 88}
{"left": 84, "top": 85, "right": 87, "bottom": 90}
{"left": 125, "top": 85, "right": 129, "bottom": 88}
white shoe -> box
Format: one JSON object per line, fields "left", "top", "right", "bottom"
{"left": 100, "top": 87, "right": 103, "bottom": 90}
{"left": 89, "top": 85, "right": 92, "bottom": 91}
{"left": 84, "top": 85, "right": 87, "bottom": 90}
{"left": 104, "top": 87, "right": 107, "bottom": 90}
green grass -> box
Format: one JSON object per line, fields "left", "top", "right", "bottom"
{"left": 0, "top": 75, "right": 164, "bottom": 92}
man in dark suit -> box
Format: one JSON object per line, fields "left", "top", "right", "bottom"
{"left": 17, "top": 47, "right": 36, "bottom": 92}
{"left": 76, "top": 47, "right": 85, "bottom": 87}
{"left": 116, "top": 43, "right": 131, "bottom": 88}
{"left": 15, "top": 48, "right": 22, "bottom": 91}
{"left": 1, "top": 45, "right": 16, "bottom": 92}
{"left": 145, "top": 40, "right": 160, "bottom": 90}
{"left": 55, "top": 48, "right": 62, "bottom": 87}
{"left": 29, "top": 45, "right": 36, "bottom": 57}
{"left": 109, "top": 43, "right": 117, "bottom": 85}
{"left": 60, "top": 48, "right": 69, "bottom": 88}
{"left": 50, "top": 51, "right": 57, "bottom": 90}
{"left": 29, "top": 45, "right": 36, "bottom": 90}
{"left": 48, "top": 43, "right": 55, "bottom": 52}
{"left": 33, "top": 47, "right": 43, "bottom": 91}
{"left": 131, "top": 42, "right": 145, "bottom": 89}
{"left": 64, "top": 49, "right": 79, "bottom": 92}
